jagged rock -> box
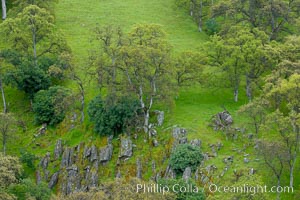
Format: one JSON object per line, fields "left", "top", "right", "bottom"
{"left": 249, "top": 168, "right": 256, "bottom": 175}
{"left": 152, "top": 139, "right": 159, "bottom": 147}
{"left": 64, "top": 165, "right": 81, "bottom": 195}
{"left": 172, "top": 127, "right": 187, "bottom": 139}
{"left": 152, "top": 160, "right": 156, "bottom": 173}
{"left": 84, "top": 166, "right": 90, "bottom": 180}
{"left": 119, "top": 138, "right": 133, "bottom": 159}
{"left": 48, "top": 172, "right": 59, "bottom": 189}
{"left": 89, "top": 171, "right": 98, "bottom": 188}
{"left": 206, "top": 165, "right": 217, "bottom": 174}
{"left": 54, "top": 139, "right": 63, "bottom": 160}
{"left": 172, "top": 127, "right": 188, "bottom": 146}
{"left": 223, "top": 156, "right": 234, "bottom": 164}
{"left": 190, "top": 139, "right": 201, "bottom": 147}
{"left": 44, "top": 170, "right": 50, "bottom": 181}
{"left": 61, "top": 147, "right": 74, "bottom": 168}
{"left": 210, "top": 145, "right": 217, "bottom": 157}
{"left": 182, "top": 167, "right": 192, "bottom": 181}
{"left": 83, "top": 146, "right": 91, "bottom": 158}
{"left": 99, "top": 144, "right": 113, "bottom": 164}
{"left": 90, "top": 145, "right": 98, "bottom": 162}
{"left": 136, "top": 158, "right": 142, "bottom": 179}
{"left": 155, "top": 110, "right": 164, "bottom": 126}
{"left": 34, "top": 123, "right": 47, "bottom": 137}
{"left": 194, "top": 169, "right": 199, "bottom": 181}
{"left": 36, "top": 170, "right": 42, "bottom": 184}
{"left": 149, "top": 129, "right": 157, "bottom": 137}
{"left": 216, "top": 142, "right": 223, "bottom": 150}
{"left": 116, "top": 170, "right": 121, "bottom": 178}
{"left": 40, "top": 152, "right": 50, "bottom": 170}
{"left": 164, "top": 165, "right": 176, "bottom": 179}
{"left": 211, "top": 110, "right": 233, "bottom": 131}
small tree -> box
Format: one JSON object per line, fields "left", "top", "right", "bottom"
{"left": 0, "top": 153, "right": 23, "bottom": 188}
{"left": 32, "top": 86, "right": 71, "bottom": 126}
{"left": 169, "top": 144, "right": 203, "bottom": 174}
{"left": 88, "top": 95, "right": 140, "bottom": 136}
{"left": 0, "top": 113, "right": 17, "bottom": 155}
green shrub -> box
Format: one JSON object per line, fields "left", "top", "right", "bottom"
{"left": 205, "top": 18, "right": 220, "bottom": 35}
{"left": 88, "top": 95, "right": 140, "bottom": 136}
{"left": 33, "top": 86, "right": 71, "bottom": 125}
{"left": 20, "top": 150, "right": 37, "bottom": 170}
{"left": 169, "top": 144, "right": 203, "bottom": 174}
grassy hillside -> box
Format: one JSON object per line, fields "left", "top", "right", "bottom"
{"left": 1, "top": 0, "right": 298, "bottom": 199}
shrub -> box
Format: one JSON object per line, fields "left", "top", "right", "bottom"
{"left": 33, "top": 86, "right": 71, "bottom": 126}
{"left": 169, "top": 144, "right": 203, "bottom": 174}
{"left": 88, "top": 95, "right": 140, "bottom": 136}
{"left": 20, "top": 150, "right": 37, "bottom": 170}
{"left": 205, "top": 18, "right": 220, "bottom": 35}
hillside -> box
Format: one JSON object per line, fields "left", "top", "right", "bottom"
{"left": 0, "top": 0, "right": 299, "bottom": 200}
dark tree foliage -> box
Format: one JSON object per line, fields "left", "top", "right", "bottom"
{"left": 88, "top": 95, "right": 140, "bottom": 136}
{"left": 169, "top": 144, "right": 203, "bottom": 174}
{"left": 32, "top": 86, "right": 70, "bottom": 125}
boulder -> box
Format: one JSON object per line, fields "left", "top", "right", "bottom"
{"left": 182, "top": 167, "right": 192, "bottom": 181}
{"left": 164, "top": 165, "right": 176, "bottom": 179}
{"left": 154, "top": 110, "right": 164, "bottom": 126}
{"left": 61, "top": 147, "right": 74, "bottom": 168}
{"left": 136, "top": 158, "right": 142, "bottom": 179}
{"left": 223, "top": 156, "right": 234, "bottom": 164}
{"left": 116, "top": 170, "right": 121, "bottom": 179}
{"left": 36, "top": 170, "right": 42, "bottom": 184}
{"left": 90, "top": 145, "right": 98, "bottom": 162}
{"left": 83, "top": 146, "right": 91, "bottom": 158}
{"left": 152, "top": 139, "right": 159, "bottom": 147}
{"left": 54, "top": 139, "right": 63, "bottom": 160}
{"left": 211, "top": 110, "right": 233, "bottom": 131}
{"left": 172, "top": 127, "right": 188, "bottom": 146}
{"left": 119, "top": 138, "right": 133, "bottom": 159}
{"left": 40, "top": 152, "right": 50, "bottom": 170}
{"left": 244, "top": 158, "right": 250, "bottom": 163}
{"left": 99, "top": 144, "right": 113, "bottom": 163}
{"left": 190, "top": 139, "right": 201, "bottom": 147}
{"left": 48, "top": 172, "right": 59, "bottom": 189}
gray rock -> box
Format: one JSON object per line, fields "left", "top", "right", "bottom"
{"left": 211, "top": 110, "right": 233, "bottom": 131}
{"left": 99, "top": 144, "right": 113, "bottom": 163}
{"left": 90, "top": 145, "right": 98, "bottom": 162}
{"left": 182, "top": 167, "right": 192, "bottom": 181}
{"left": 54, "top": 139, "right": 63, "bottom": 160}
{"left": 36, "top": 170, "right": 42, "bottom": 184}
{"left": 152, "top": 139, "right": 159, "bottom": 147}
{"left": 61, "top": 147, "right": 74, "bottom": 168}
{"left": 48, "top": 172, "right": 59, "bottom": 189}
{"left": 89, "top": 171, "right": 98, "bottom": 188}
{"left": 164, "top": 165, "right": 176, "bottom": 179}
{"left": 116, "top": 170, "right": 121, "bottom": 178}
{"left": 155, "top": 110, "right": 164, "bottom": 126}
{"left": 83, "top": 146, "right": 91, "bottom": 158}
{"left": 149, "top": 129, "right": 157, "bottom": 137}
{"left": 136, "top": 158, "right": 142, "bottom": 179}
{"left": 206, "top": 165, "right": 217, "bottom": 174}
{"left": 244, "top": 158, "right": 250, "bottom": 163}
{"left": 64, "top": 165, "right": 81, "bottom": 195}
{"left": 119, "top": 138, "right": 133, "bottom": 158}
{"left": 152, "top": 160, "right": 156, "bottom": 173}
{"left": 223, "top": 156, "right": 234, "bottom": 164}
{"left": 190, "top": 139, "right": 201, "bottom": 147}
{"left": 172, "top": 128, "right": 188, "bottom": 146}
{"left": 40, "top": 152, "right": 50, "bottom": 170}
{"left": 172, "top": 127, "right": 187, "bottom": 139}
{"left": 249, "top": 168, "right": 256, "bottom": 175}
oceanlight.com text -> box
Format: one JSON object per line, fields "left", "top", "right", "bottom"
{"left": 209, "top": 184, "right": 294, "bottom": 195}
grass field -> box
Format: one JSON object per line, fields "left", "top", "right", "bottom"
{"left": 1, "top": 0, "right": 298, "bottom": 199}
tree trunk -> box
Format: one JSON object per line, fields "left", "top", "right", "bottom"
{"left": 0, "top": 78, "right": 7, "bottom": 113}
{"left": 234, "top": 88, "right": 238, "bottom": 102}
{"left": 1, "top": 0, "right": 6, "bottom": 20}
{"left": 198, "top": 1, "right": 203, "bottom": 32}
{"left": 246, "top": 74, "right": 252, "bottom": 101}
{"left": 2, "top": 135, "right": 6, "bottom": 155}
{"left": 32, "top": 29, "right": 37, "bottom": 66}
{"left": 289, "top": 162, "right": 295, "bottom": 188}
{"left": 276, "top": 178, "right": 281, "bottom": 200}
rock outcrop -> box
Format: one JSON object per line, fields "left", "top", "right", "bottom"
{"left": 119, "top": 138, "right": 133, "bottom": 159}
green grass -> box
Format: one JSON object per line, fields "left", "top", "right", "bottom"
{"left": 55, "top": 0, "right": 207, "bottom": 65}
{"left": 0, "top": 0, "right": 298, "bottom": 199}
